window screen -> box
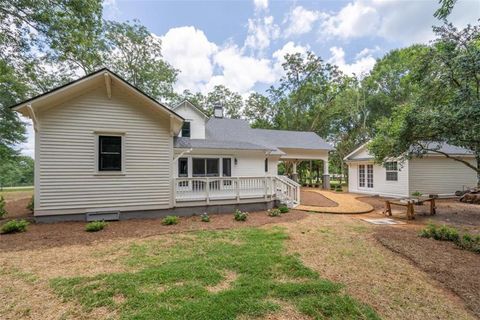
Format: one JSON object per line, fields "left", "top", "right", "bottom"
{"left": 99, "top": 136, "right": 122, "bottom": 171}
{"left": 181, "top": 122, "right": 191, "bottom": 137}
{"left": 178, "top": 158, "right": 188, "bottom": 177}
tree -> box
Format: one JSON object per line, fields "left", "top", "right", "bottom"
{"left": 268, "top": 52, "right": 347, "bottom": 135}
{"left": 434, "top": 0, "right": 457, "bottom": 20}
{"left": 369, "top": 22, "right": 480, "bottom": 175}
{"left": 205, "top": 85, "right": 243, "bottom": 118}
{"left": 0, "top": 155, "right": 34, "bottom": 187}
{"left": 0, "top": 0, "right": 103, "bottom": 161}
{"left": 104, "top": 20, "right": 178, "bottom": 102}
{"left": 243, "top": 93, "right": 276, "bottom": 128}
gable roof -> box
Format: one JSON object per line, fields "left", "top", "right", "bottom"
{"left": 172, "top": 100, "right": 208, "bottom": 119}
{"left": 205, "top": 118, "right": 332, "bottom": 153}
{"left": 344, "top": 141, "right": 474, "bottom": 161}
{"left": 9, "top": 68, "right": 184, "bottom": 122}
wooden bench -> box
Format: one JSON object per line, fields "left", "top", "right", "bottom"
{"left": 383, "top": 198, "right": 436, "bottom": 220}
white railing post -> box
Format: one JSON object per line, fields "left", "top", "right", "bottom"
{"left": 206, "top": 177, "right": 210, "bottom": 204}
{"left": 173, "top": 178, "right": 177, "bottom": 206}
{"left": 236, "top": 177, "right": 240, "bottom": 202}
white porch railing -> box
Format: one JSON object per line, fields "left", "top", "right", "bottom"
{"left": 174, "top": 176, "right": 300, "bottom": 207}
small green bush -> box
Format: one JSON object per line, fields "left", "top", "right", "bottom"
{"left": 279, "top": 205, "right": 289, "bottom": 213}
{"left": 0, "top": 195, "right": 7, "bottom": 218}
{"left": 411, "top": 191, "right": 423, "bottom": 197}
{"left": 234, "top": 210, "right": 248, "bottom": 221}
{"left": 419, "top": 223, "right": 459, "bottom": 242}
{"left": 26, "top": 196, "right": 34, "bottom": 212}
{"left": 162, "top": 215, "right": 179, "bottom": 225}
{"left": 335, "top": 185, "right": 343, "bottom": 192}
{"left": 200, "top": 212, "right": 210, "bottom": 222}
{"left": 85, "top": 220, "right": 107, "bottom": 232}
{"left": 419, "top": 223, "right": 480, "bottom": 254}
{"left": 1, "top": 219, "right": 29, "bottom": 234}
{"left": 267, "top": 208, "right": 281, "bottom": 217}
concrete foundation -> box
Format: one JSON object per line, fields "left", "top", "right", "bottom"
{"left": 34, "top": 200, "right": 278, "bottom": 223}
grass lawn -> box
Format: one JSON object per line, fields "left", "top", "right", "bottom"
{"left": 50, "top": 228, "right": 378, "bottom": 320}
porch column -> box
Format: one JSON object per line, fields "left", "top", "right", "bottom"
{"left": 292, "top": 161, "right": 298, "bottom": 182}
{"left": 322, "top": 159, "right": 330, "bottom": 190}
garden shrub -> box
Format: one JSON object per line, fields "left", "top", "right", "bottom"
{"left": 419, "top": 223, "right": 480, "bottom": 254}
{"left": 267, "top": 208, "right": 281, "bottom": 217}
{"left": 411, "top": 191, "right": 423, "bottom": 197}
{"left": 335, "top": 185, "right": 343, "bottom": 192}
{"left": 200, "top": 212, "right": 210, "bottom": 222}
{"left": 1, "top": 219, "right": 29, "bottom": 234}
{"left": 0, "top": 196, "right": 7, "bottom": 218}
{"left": 162, "top": 215, "right": 179, "bottom": 225}
{"left": 85, "top": 221, "right": 107, "bottom": 232}
{"left": 234, "top": 210, "right": 248, "bottom": 221}
{"left": 279, "top": 205, "right": 289, "bottom": 213}
{"left": 27, "top": 196, "right": 34, "bottom": 212}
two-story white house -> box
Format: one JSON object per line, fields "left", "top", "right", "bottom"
{"left": 11, "top": 69, "right": 333, "bottom": 222}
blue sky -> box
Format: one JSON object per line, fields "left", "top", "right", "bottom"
{"left": 20, "top": 0, "right": 480, "bottom": 157}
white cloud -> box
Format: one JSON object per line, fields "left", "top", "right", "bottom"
{"left": 244, "top": 15, "right": 279, "bottom": 54}
{"left": 253, "top": 0, "right": 268, "bottom": 11}
{"left": 328, "top": 46, "right": 376, "bottom": 77}
{"left": 209, "top": 45, "right": 276, "bottom": 94}
{"left": 161, "top": 26, "right": 218, "bottom": 93}
{"left": 103, "top": 0, "right": 120, "bottom": 20}
{"left": 284, "top": 6, "right": 322, "bottom": 37}
{"left": 320, "top": 0, "right": 480, "bottom": 44}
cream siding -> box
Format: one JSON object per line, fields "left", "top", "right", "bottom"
{"left": 347, "top": 161, "right": 409, "bottom": 197}
{"left": 408, "top": 157, "right": 477, "bottom": 195}
{"left": 173, "top": 102, "right": 206, "bottom": 139}
{"left": 36, "top": 86, "right": 173, "bottom": 215}
{"left": 173, "top": 150, "right": 274, "bottom": 178}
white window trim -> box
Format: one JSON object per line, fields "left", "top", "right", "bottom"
{"left": 94, "top": 131, "right": 126, "bottom": 176}
{"left": 385, "top": 161, "right": 399, "bottom": 182}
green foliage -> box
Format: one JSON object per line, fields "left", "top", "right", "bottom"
{"left": 419, "top": 223, "right": 480, "bottom": 254}
{"left": 162, "top": 215, "right": 179, "bottom": 225}
{"left": 369, "top": 24, "right": 480, "bottom": 174}
{"left": 267, "top": 208, "right": 281, "bottom": 217}
{"left": 200, "top": 213, "right": 210, "bottom": 222}
{"left": 0, "top": 195, "right": 7, "bottom": 218}
{"left": 434, "top": 0, "right": 458, "bottom": 19}
{"left": 0, "top": 155, "right": 34, "bottom": 187}
{"left": 1, "top": 219, "right": 29, "bottom": 234}
{"left": 85, "top": 221, "right": 107, "bottom": 232}
{"left": 234, "top": 210, "right": 248, "bottom": 221}
{"left": 279, "top": 205, "right": 289, "bottom": 214}
{"left": 103, "top": 20, "right": 177, "bottom": 101}
{"left": 26, "top": 196, "right": 34, "bottom": 212}
{"left": 50, "top": 228, "right": 379, "bottom": 319}
{"left": 411, "top": 191, "right": 423, "bottom": 197}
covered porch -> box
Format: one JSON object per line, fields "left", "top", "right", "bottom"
{"left": 279, "top": 148, "right": 330, "bottom": 190}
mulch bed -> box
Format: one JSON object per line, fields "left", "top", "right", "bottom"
{"left": 0, "top": 210, "right": 308, "bottom": 252}
{"left": 374, "top": 226, "right": 480, "bottom": 318}
{"left": 300, "top": 190, "right": 338, "bottom": 207}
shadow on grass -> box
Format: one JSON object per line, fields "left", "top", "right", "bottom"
{"left": 51, "top": 228, "right": 379, "bottom": 320}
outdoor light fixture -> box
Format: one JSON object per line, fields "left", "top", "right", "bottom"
{"left": 234, "top": 158, "right": 238, "bottom": 165}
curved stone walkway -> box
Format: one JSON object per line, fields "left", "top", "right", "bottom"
{"left": 297, "top": 189, "right": 374, "bottom": 214}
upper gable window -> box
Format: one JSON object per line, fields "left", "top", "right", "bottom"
{"left": 181, "top": 122, "right": 191, "bottom": 138}
{"left": 98, "top": 136, "right": 122, "bottom": 171}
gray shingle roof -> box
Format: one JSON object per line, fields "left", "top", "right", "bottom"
{"left": 205, "top": 118, "right": 333, "bottom": 152}
{"left": 174, "top": 137, "right": 271, "bottom": 151}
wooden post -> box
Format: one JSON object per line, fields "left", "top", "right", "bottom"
{"left": 384, "top": 201, "right": 392, "bottom": 216}
{"left": 430, "top": 198, "right": 436, "bottom": 215}
{"left": 206, "top": 177, "right": 210, "bottom": 205}
{"left": 236, "top": 177, "right": 240, "bottom": 202}
{"left": 407, "top": 202, "right": 414, "bottom": 220}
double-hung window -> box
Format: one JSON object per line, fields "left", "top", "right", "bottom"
{"left": 181, "top": 122, "right": 191, "bottom": 137}
{"left": 98, "top": 136, "right": 122, "bottom": 171}
{"left": 385, "top": 161, "right": 398, "bottom": 181}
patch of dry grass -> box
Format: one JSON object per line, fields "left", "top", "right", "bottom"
{"left": 274, "top": 214, "right": 475, "bottom": 320}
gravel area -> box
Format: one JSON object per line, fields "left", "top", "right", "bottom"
{"left": 300, "top": 190, "right": 338, "bottom": 207}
